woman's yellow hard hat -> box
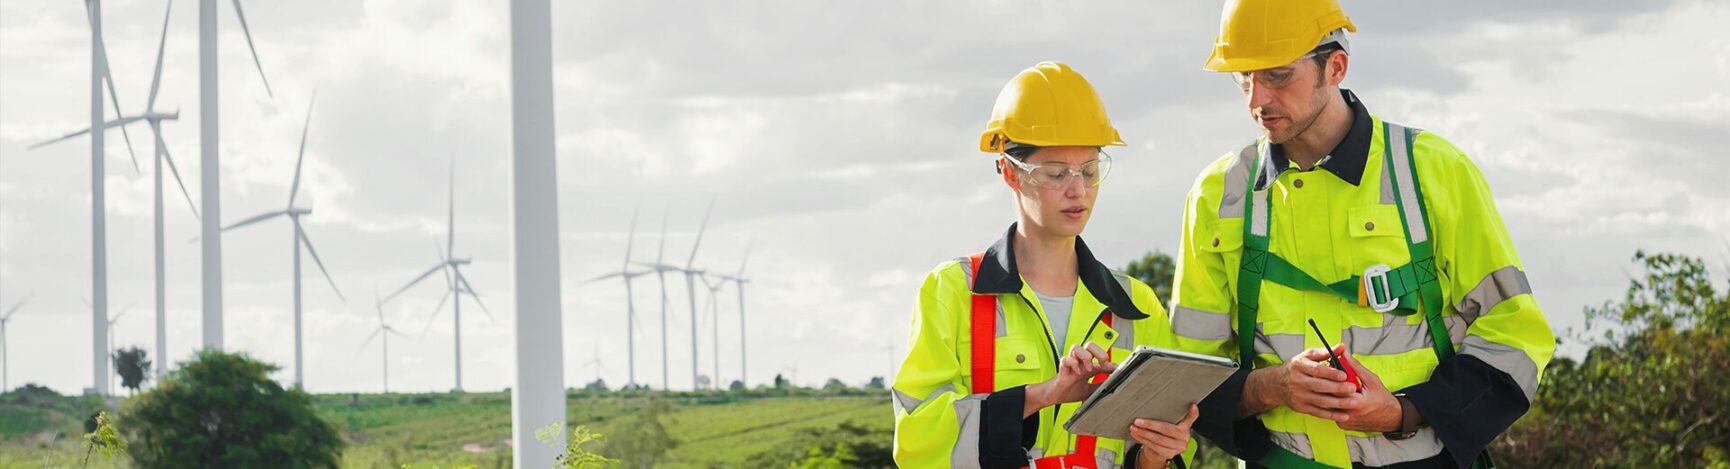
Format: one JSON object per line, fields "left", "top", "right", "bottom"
{"left": 979, "top": 61, "right": 1125, "bottom": 154}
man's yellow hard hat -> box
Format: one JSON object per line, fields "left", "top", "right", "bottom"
{"left": 1203, "top": 0, "right": 1357, "bottom": 73}
{"left": 979, "top": 61, "right": 1125, "bottom": 154}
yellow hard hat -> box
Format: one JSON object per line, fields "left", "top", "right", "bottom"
{"left": 1203, "top": 0, "right": 1357, "bottom": 73}
{"left": 979, "top": 61, "right": 1125, "bottom": 154}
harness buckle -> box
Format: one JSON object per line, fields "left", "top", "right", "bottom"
{"left": 1361, "top": 264, "right": 1398, "bottom": 313}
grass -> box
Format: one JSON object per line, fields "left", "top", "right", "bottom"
{"left": 1, "top": 388, "right": 892, "bottom": 468}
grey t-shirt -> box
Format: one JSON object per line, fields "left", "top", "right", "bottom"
{"left": 1034, "top": 291, "right": 1075, "bottom": 348}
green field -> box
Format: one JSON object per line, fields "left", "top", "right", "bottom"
{"left": 0, "top": 388, "right": 892, "bottom": 468}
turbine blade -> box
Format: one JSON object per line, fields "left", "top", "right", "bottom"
{"left": 582, "top": 272, "right": 626, "bottom": 284}
{"left": 221, "top": 210, "right": 285, "bottom": 231}
{"left": 737, "top": 239, "right": 753, "bottom": 276}
{"left": 687, "top": 199, "right": 715, "bottom": 267}
{"left": 447, "top": 153, "right": 455, "bottom": 259}
{"left": 229, "top": 0, "right": 273, "bottom": 98}
{"left": 420, "top": 290, "right": 450, "bottom": 336}
{"left": 288, "top": 91, "right": 315, "bottom": 206}
{"left": 89, "top": 6, "right": 140, "bottom": 174}
{"left": 384, "top": 263, "right": 445, "bottom": 305}
{"left": 146, "top": 0, "right": 174, "bottom": 112}
{"left": 297, "top": 223, "right": 346, "bottom": 303}
{"left": 359, "top": 329, "right": 382, "bottom": 350}
{"left": 155, "top": 128, "right": 201, "bottom": 219}
{"left": 656, "top": 208, "right": 669, "bottom": 263}
{"left": 373, "top": 287, "right": 385, "bottom": 323}
{"left": 2, "top": 293, "right": 33, "bottom": 320}
{"left": 27, "top": 115, "right": 145, "bottom": 150}
{"left": 455, "top": 271, "right": 493, "bottom": 322}
{"left": 624, "top": 202, "right": 640, "bottom": 269}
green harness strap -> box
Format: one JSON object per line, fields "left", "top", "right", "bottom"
{"left": 1232, "top": 122, "right": 1493, "bottom": 469}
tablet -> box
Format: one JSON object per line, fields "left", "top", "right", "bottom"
{"left": 1063, "top": 346, "right": 1237, "bottom": 440}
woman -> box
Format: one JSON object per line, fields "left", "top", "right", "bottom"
{"left": 891, "top": 61, "right": 1195, "bottom": 469}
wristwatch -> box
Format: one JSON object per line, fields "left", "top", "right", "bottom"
{"left": 1385, "top": 393, "right": 1420, "bottom": 440}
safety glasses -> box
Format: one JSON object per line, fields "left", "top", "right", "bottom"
{"left": 1001, "top": 152, "right": 1113, "bottom": 190}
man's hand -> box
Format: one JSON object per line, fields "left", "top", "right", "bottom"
{"left": 1025, "top": 343, "right": 1117, "bottom": 418}
{"left": 1333, "top": 347, "right": 1403, "bottom": 432}
{"left": 1131, "top": 403, "right": 1198, "bottom": 467}
{"left": 1240, "top": 346, "right": 1358, "bottom": 420}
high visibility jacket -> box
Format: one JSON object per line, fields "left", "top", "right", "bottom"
{"left": 893, "top": 223, "right": 1188, "bottom": 468}
{"left": 1170, "top": 90, "right": 1555, "bottom": 468}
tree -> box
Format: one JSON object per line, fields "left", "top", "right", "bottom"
{"left": 1123, "top": 251, "right": 1175, "bottom": 302}
{"left": 865, "top": 376, "right": 886, "bottom": 390}
{"left": 113, "top": 346, "right": 151, "bottom": 395}
{"left": 774, "top": 373, "right": 790, "bottom": 389}
{"left": 120, "top": 349, "right": 345, "bottom": 468}
{"left": 728, "top": 380, "right": 746, "bottom": 391}
{"left": 602, "top": 399, "right": 675, "bottom": 468}
{"left": 1493, "top": 251, "right": 1729, "bottom": 467}
{"left": 823, "top": 378, "right": 848, "bottom": 391}
{"left": 585, "top": 378, "right": 609, "bottom": 392}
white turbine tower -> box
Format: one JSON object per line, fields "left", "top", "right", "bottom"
{"left": 32, "top": 0, "right": 150, "bottom": 396}
{"left": 222, "top": 94, "right": 346, "bottom": 389}
{"left": 636, "top": 202, "right": 714, "bottom": 390}
{"left": 200, "top": 0, "right": 275, "bottom": 352}
{"left": 509, "top": 0, "right": 566, "bottom": 461}
{"left": 0, "top": 294, "right": 33, "bottom": 392}
{"left": 579, "top": 204, "right": 649, "bottom": 388}
{"left": 103, "top": 303, "right": 135, "bottom": 396}
{"left": 383, "top": 153, "right": 493, "bottom": 392}
{"left": 360, "top": 289, "right": 405, "bottom": 393}
{"left": 35, "top": 1, "right": 202, "bottom": 383}
{"left": 699, "top": 274, "right": 725, "bottom": 388}
{"left": 710, "top": 240, "right": 752, "bottom": 386}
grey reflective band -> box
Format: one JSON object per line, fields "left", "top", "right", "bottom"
{"left": 1253, "top": 325, "right": 1305, "bottom": 359}
{"left": 894, "top": 384, "right": 955, "bottom": 415}
{"left": 1457, "top": 266, "right": 1533, "bottom": 323}
{"left": 1171, "top": 305, "right": 1232, "bottom": 341}
{"left": 1270, "top": 427, "right": 1447, "bottom": 466}
{"left": 1384, "top": 123, "right": 1429, "bottom": 244}
{"left": 1379, "top": 155, "right": 1397, "bottom": 205}
{"left": 1249, "top": 140, "right": 1273, "bottom": 238}
{"left": 1341, "top": 315, "right": 1468, "bottom": 357}
{"left": 950, "top": 394, "right": 988, "bottom": 469}
{"left": 1096, "top": 448, "right": 1121, "bottom": 469}
{"left": 1461, "top": 335, "right": 1542, "bottom": 400}
{"left": 1111, "top": 313, "right": 1136, "bottom": 350}
{"left": 1219, "top": 143, "right": 1260, "bottom": 219}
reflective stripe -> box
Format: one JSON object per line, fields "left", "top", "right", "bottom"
{"left": 957, "top": 257, "right": 1008, "bottom": 338}
{"left": 1384, "top": 123, "right": 1428, "bottom": 244}
{"left": 1249, "top": 142, "right": 1272, "bottom": 237}
{"left": 1219, "top": 143, "right": 1259, "bottom": 219}
{"left": 1171, "top": 305, "right": 1232, "bottom": 341}
{"left": 1270, "top": 428, "right": 1447, "bottom": 466}
{"left": 1342, "top": 315, "right": 1468, "bottom": 356}
{"left": 1096, "top": 447, "right": 1120, "bottom": 469}
{"left": 894, "top": 384, "right": 954, "bottom": 415}
{"left": 1457, "top": 266, "right": 1532, "bottom": 323}
{"left": 1254, "top": 325, "right": 1305, "bottom": 359}
{"left": 1379, "top": 154, "right": 1397, "bottom": 205}
{"left": 950, "top": 394, "right": 987, "bottom": 469}
{"left": 1111, "top": 313, "right": 1135, "bottom": 350}
{"left": 1461, "top": 335, "right": 1541, "bottom": 400}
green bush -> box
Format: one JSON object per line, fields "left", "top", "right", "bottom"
{"left": 121, "top": 349, "right": 346, "bottom": 468}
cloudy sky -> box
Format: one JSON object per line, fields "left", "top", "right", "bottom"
{"left": 2, "top": 0, "right": 1726, "bottom": 395}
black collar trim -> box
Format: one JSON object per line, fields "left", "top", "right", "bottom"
{"left": 970, "top": 223, "right": 1149, "bottom": 320}
{"left": 1258, "top": 89, "right": 1373, "bottom": 189}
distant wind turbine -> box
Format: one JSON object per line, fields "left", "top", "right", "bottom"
{"left": 0, "top": 294, "right": 33, "bottom": 392}
{"left": 382, "top": 153, "right": 492, "bottom": 392}
{"left": 709, "top": 240, "right": 752, "bottom": 386}
{"left": 359, "top": 289, "right": 406, "bottom": 393}
{"left": 579, "top": 203, "right": 650, "bottom": 388}
{"left": 636, "top": 201, "right": 715, "bottom": 390}
{"left": 222, "top": 93, "right": 346, "bottom": 389}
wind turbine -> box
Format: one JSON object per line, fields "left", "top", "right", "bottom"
{"left": 0, "top": 294, "right": 33, "bottom": 392}
{"left": 699, "top": 274, "right": 725, "bottom": 389}
{"left": 575, "top": 343, "right": 611, "bottom": 387}
{"left": 200, "top": 0, "right": 276, "bottom": 352}
{"left": 221, "top": 94, "right": 346, "bottom": 389}
{"left": 635, "top": 201, "right": 715, "bottom": 390}
{"left": 28, "top": 0, "right": 146, "bottom": 397}
{"left": 383, "top": 153, "right": 492, "bottom": 392}
{"left": 35, "top": 1, "right": 202, "bottom": 383}
{"left": 709, "top": 240, "right": 752, "bottom": 387}
{"left": 579, "top": 204, "right": 650, "bottom": 388}
{"left": 359, "top": 289, "right": 405, "bottom": 393}
{"left": 99, "top": 302, "right": 136, "bottom": 396}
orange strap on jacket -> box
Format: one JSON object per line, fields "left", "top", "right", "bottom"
{"left": 967, "top": 252, "right": 1105, "bottom": 469}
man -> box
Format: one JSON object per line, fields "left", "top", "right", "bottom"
{"left": 1167, "top": 1, "right": 1556, "bottom": 468}
{"left": 894, "top": 61, "right": 1195, "bottom": 469}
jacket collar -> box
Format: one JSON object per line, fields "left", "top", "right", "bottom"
{"left": 1257, "top": 88, "right": 1373, "bottom": 190}
{"left": 971, "top": 223, "right": 1149, "bottom": 320}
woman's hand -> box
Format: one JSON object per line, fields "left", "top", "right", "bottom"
{"left": 1024, "top": 343, "right": 1117, "bottom": 417}
{"left": 1131, "top": 403, "right": 1199, "bottom": 467}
